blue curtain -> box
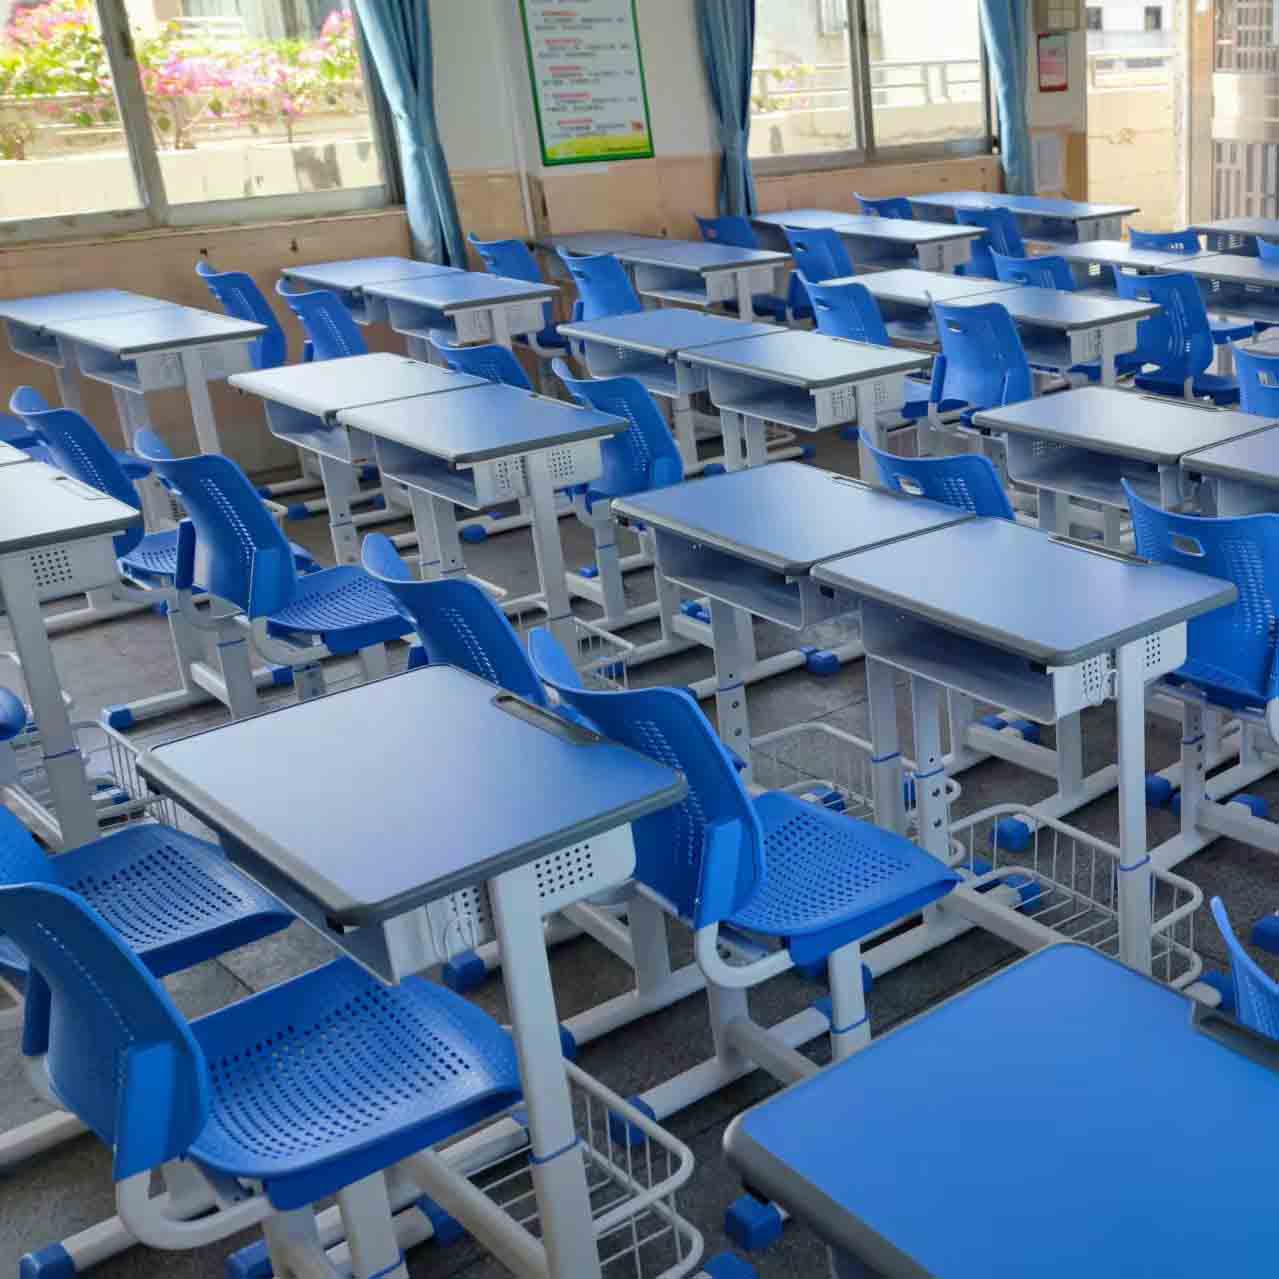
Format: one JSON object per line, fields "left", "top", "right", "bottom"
{"left": 979, "top": 0, "right": 1034, "bottom": 196}
{"left": 696, "top": 0, "right": 758, "bottom": 217}
{"left": 353, "top": 0, "right": 466, "bottom": 265}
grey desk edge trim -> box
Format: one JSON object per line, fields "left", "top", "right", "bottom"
{"left": 954, "top": 295, "right": 1161, "bottom": 330}
{"left": 1180, "top": 424, "right": 1279, "bottom": 480}
{"left": 556, "top": 321, "right": 680, "bottom": 359}
{"left": 365, "top": 280, "right": 558, "bottom": 305}
{"left": 810, "top": 557, "right": 1238, "bottom": 666}
{"left": 0, "top": 506, "right": 141, "bottom": 553}
{"left": 679, "top": 341, "right": 928, "bottom": 386}
{"left": 72, "top": 322, "right": 267, "bottom": 357}
{"left": 616, "top": 249, "right": 789, "bottom": 271}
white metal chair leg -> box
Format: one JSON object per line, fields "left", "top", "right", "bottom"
{"left": 357, "top": 645, "right": 389, "bottom": 683}
{"left": 827, "top": 939, "right": 869, "bottom": 1061}
{"left": 337, "top": 1173, "right": 407, "bottom": 1279}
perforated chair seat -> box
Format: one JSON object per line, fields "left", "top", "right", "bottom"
{"left": 0, "top": 821, "right": 291, "bottom": 985}
{"left": 264, "top": 566, "right": 411, "bottom": 654}
{"left": 119, "top": 530, "right": 316, "bottom": 586}
{"left": 1210, "top": 315, "right": 1257, "bottom": 344}
{"left": 187, "top": 957, "right": 522, "bottom": 1208}
{"left": 1133, "top": 369, "right": 1240, "bottom": 406}
{"left": 728, "top": 792, "right": 959, "bottom": 966}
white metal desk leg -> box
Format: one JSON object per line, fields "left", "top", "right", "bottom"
{"left": 909, "top": 675, "right": 950, "bottom": 861}
{"left": 490, "top": 307, "right": 514, "bottom": 350}
{"left": 109, "top": 386, "right": 171, "bottom": 530}
{"left": 709, "top": 600, "right": 753, "bottom": 779}
{"left": 318, "top": 455, "right": 362, "bottom": 566}
{"left": 179, "top": 349, "right": 223, "bottom": 455}
{"left": 525, "top": 451, "right": 578, "bottom": 652}
{"left": 0, "top": 555, "right": 98, "bottom": 848}
{"left": 406, "top": 490, "right": 445, "bottom": 579}
{"left": 672, "top": 395, "right": 699, "bottom": 470}
{"left": 1036, "top": 488, "right": 1070, "bottom": 537}
{"left": 741, "top": 414, "right": 769, "bottom": 469}
{"left": 1116, "top": 639, "right": 1154, "bottom": 973}
{"left": 54, "top": 338, "right": 84, "bottom": 412}
{"left": 866, "top": 657, "right": 907, "bottom": 835}
{"left": 734, "top": 271, "right": 758, "bottom": 322}
{"left": 489, "top": 864, "right": 603, "bottom": 1279}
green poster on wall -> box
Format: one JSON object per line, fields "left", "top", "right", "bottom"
{"left": 519, "top": 0, "right": 655, "bottom": 166}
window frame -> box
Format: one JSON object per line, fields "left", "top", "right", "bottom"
{"left": 750, "top": 0, "right": 995, "bottom": 177}
{"left": 0, "top": 0, "right": 396, "bottom": 247}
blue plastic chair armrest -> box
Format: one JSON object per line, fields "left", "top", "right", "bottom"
{"left": 247, "top": 546, "right": 291, "bottom": 618}
{"left": 651, "top": 456, "right": 682, "bottom": 490}
{"left": 21, "top": 969, "right": 50, "bottom": 1058}
{"left": 928, "top": 354, "right": 948, "bottom": 405}
{"left": 175, "top": 520, "right": 197, "bottom": 592}
{"left": 694, "top": 817, "right": 751, "bottom": 929}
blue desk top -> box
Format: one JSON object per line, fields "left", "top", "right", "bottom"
{"left": 952, "top": 284, "right": 1158, "bottom": 331}
{"left": 557, "top": 309, "right": 784, "bottom": 359}
{"left": 613, "top": 240, "right": 787, "bottom": 272}
{"left": 856, "top": 269, "right": 1015, "bottom": 307}
{"left": 1184, "top": 424, "right": 1279, "bottom": 488}
{"left": 1055, "top": 240, "right": 1216, "bottom": 271}
{"left": 339, "top": 383, "right": 624, "bottom": 463}
{"left": 364, "top": 272, "right": 557, "bottom": 310}
{"left": 0, "top": 461, "right": 141, "bottom": 553}
{"left": 230, "top": 354, "right": 482, "bottom": 418}
{"left": 281, "top": 257, "right": 460, "bottom": 291}
{"left": 54, "top": 303, "right": 265, "bottom": 355}
{"left": 1171, "top": 255, "right": 1279, "bottom": 288}
{"left": 0, "top": 289, "right": 171, "bottom": 328}
{"left": 613, "top": 464, "right": 971, "bottom": 574}
{"left": 725, "top": 945, "right": 1279, "bottom": 1279}
{"left": 911, "top": 191, "right": 1139, "bottom": 221}
{"left": 973, "top": 387, "right": 1272, "bottom": 465}
{"left": 139, "top": 666, "right": 685, "bottom": 924}
{"left": 751, "top": 209, "right": 853, "bottom": 230}
{"left": 679, "top": 330, "right": 928, "bottom": 388}
{"left": 1190, "top": 217, "right": 1279, "bottom": 240}
{"left": 813, "top": 517, "right": 1236, "bottom": 665}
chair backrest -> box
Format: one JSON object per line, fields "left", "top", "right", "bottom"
{"left": 804, "top": 278, "right": 891, "bottom": 346}
{"left": 855, "top": 194, "right": 913, "bottom": 220}
{"left": 1235, "top": 346, "right": 1279, "bottom": 417}
{"left": 9, "top": 389, "right": 144, "bottom": 556}
{"left": 1211, "top": 897, "right": 1279, "bottom": 1040}
{"left": 134, "top": 431, "right": 298, "bottom": 617}
{"left": 991, "top": 251, "right": 1076, "bottom": 292}
{"left": 1258, "top": 238, "right": 1279, "bottom": 264}
{"left": 554, "top": 250, "right": 643, "bottom": 321}
{"left": 866, "top": 443, "right": 1015, "bottom": 520}
{"left": 360, "top": 534, "right": 547, "bottom": 705}
{"left": 781, "top": 226, "right": 854, "bottom": 282}
{"left": 0, "top": 881, "right": 208, "bottom": 1179}
{"left": 525, "top": 649, "right": 764, "bottom": 929}
{"left": 429, "top": 333, "right": 531, "bottom": 389}
{"left": 274, "top": 280, "right": 368, "bottom": 361}
{"left": 932, "top": 299, "right": 1034, "bottom": 411}
{"left": 196, "top": 260, "right": 287, "bottom": 370}
{"left": 1129, "top": 227, "right": 1202, "bottom": 254}
{"left": 955, "top": 207, "right": 1026, "bottom": 277}
{"left": 1114, "top": 271, "right": 1214, "bottom": 381}
{"left": 695, "top": 215, "right": 760, "bottom": 249}
{"left": 551, "top": 359, "right": 683, "bottom": 498}
{"left": 1125, "top": 481, "right": 1279, "bottom": 710}
{"left": 467, "top": 234, "right": 557, "bottom": 337}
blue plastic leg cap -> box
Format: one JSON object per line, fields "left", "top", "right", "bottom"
{"left": 680, "top": 600, "right": 711, "bottom": 624}
{"left": 992, "top": 816, "right": 1032, "bottom": 853}
{"left": 441, "top": 950, "right": 487, "bottom": 993}
{"left": 460, "top": 524, "right": 489, "bottom": 544}
{"left": 725, "top": 1195, "right": 784, "bottom": 1252}
{"left": 1251, "top": 914, "right": 1279, "bottom": 956}
{"left": 284, "top": 503, "right": 313, "bottom": 521}
{"left": 803, "top": 648, "right": 839, "bottom": 676}
{"left": 370, "top": 495, "right": 387, "bottom": 511}
{"left": 839, "top": 426, "right": 860, "bottom": 442}
{"left": 224, "top": 1239, "right": 272, "bottom": 1279}
{"left": 703, "top": 462, "right": 727, "bottom": 477}
{"left": 418, "top": 1195, "right": 466, "bottom": 1247}
{"left": 979, "top": 713, "right": 1009, "bottom": 733}
{"left": 1006, "top": 718, "right": 1041, "bottom": 745}
{"left": 360, "top": 464, "right": 379, "bottom": 483}
{"left": 704, "top": 1254, "right": 759, "bottom": 1279}
{"left": 406, "top": 644, "right": 428, "bottom": 672}
{"left": 1199, "top": 968, "right": 1236, "bottom": 1014}
{"left": 903, "top": 775, "right": 917, "bottom": 810}
{"left": 799, "top": 444, "right": 816, "bottom": 459}
{"left": 269, "top": 665, "right": 294, "bottom": 688}
{"left": 103, "top": 704, "right": 134, "bottom": 730}
{"left": 577, "top": 564, "right": 599, "bottom": 579}
{"left": 151, "top": 599, "right": 169, "bottom": 617}
{"left": 608, "top": 1095, "right": 656, "bottom": 1148}
{"left": 559, "top": 1024, "right": 578, "bottom": 1061}
{"left": 1230, "top": 792, "right": 1269, "bottom": 820}
{"left": 20, "top": 1244, "right": 75, "bottom": 1279}
{"left": 1145, "top": 775, "right": 1175, "bottom": 808}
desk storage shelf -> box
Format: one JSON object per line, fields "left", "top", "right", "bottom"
{"left": 708, "top": 370, "right": 901, "bottom": 432}
{"left": 1194, "top": 278, "right": 1279, "bottom": 327}
{"left": 4, "top": 321, "right": 64, "bottom": 368}
{"left": 263, "top": 401, "right": 370, "bottom": 465}
{"left": 580, "top": 346, "right": 682, "bottom": 398}
{"left": 950, "top": 804, "right": 1203, "bottom": 988}
{"left": 74, "top": 339, "right": 252, "bottom": 394}
{"left": 1005, "top": 436, "right": 1165, "bottom": 514}
{"left": 386, "top": 297, "right": 547, "bottom": 346}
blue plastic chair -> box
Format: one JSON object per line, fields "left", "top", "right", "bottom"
{"left": 782, "top": 225, "right": 855, "bottom": 282}
{"left": 524, "top": 655, "right": 959, "bottom": 1062}
{"left": 275, "top": 280, "right": 369, "bottom": 360}
{"left": 930, "top": 299, "right": 1035, "bottom": 424}
{"left": 466, "top": 233, "right": 567, "bottom": 357}
{"left": 1235, "top": 345, "right": 1279, "bottom": 417}
{"left": 1125, "top": 230, "right": 1256, "bottom": 343}
{"left": 428, "top": 332, "right": 532, "bottom": 389}
{"left": 7, "top": 384, "right": 150, "bottom": 480}
{"left": 1259, "top": 239, "right": 1279, "bottom": 264}
{"left": 1211, "top": 897, "right": 1279, "bottom": 1040}
{"left": 0, "top": 879, "right": 521, "bottom": 1264}
{"left": 955, "top": 207, "right": 1026, "bottom": 279}
{"left": 855, "top": 194, "right": 914, "bottom": 220}
{"left": 1114, "top": 271, "right": 1240, "bottom": 404}
{"left": 804, "top": 279, "right": 930, "bottom": 421}
{"left": 134, "top": 432, "right": 409, "bottom": 699}
{"left": 865, "top": 442, "right": 1015, "bottom": 520}
{"left": 694, "top": 215, "right": 796, "bottom": 322}
{"left": 555, "top": 250, "right": 643, "bottom": 322}
{"left": 197, "top": 260, "right": 298, "bottom": 369}
{"left": 991, "top": 251, "right": 1076, "bottom": 291}
{"left": 0, "top": 807, "right": 289, "bottom": 991}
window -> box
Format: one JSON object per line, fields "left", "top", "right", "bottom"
{"left": 1144, "top": 5, "right": 1163, "bottom": 30}
{"left": 1086, "top": 6, "right": 1104, "bottom": 30}
{"left": 1, "top": 0, "right": 392, "bottom": 241}
{"left": 750, "top": 0, "right": 991, "bottom": 168}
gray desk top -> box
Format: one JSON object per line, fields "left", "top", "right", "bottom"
{"left": 751, "top": 210, "right": 853, "bottom": 230}
{"left": 0, "top": 289, "right": 171, "bottom": 328}
{"left": 750, "top": 210, "right": 978, "bottom": 244}
{"left": 340, "top": 383, "right": 624, "bottom": 464}
{"left": 364, "top": 272, "right": 557, "bottom": 309}
{"left": 281, "top": 257, "right": 460, "bottom": 291}
{"left": 557, "top": 310, "right": 784, "bottom": 359}
{"left": 813, "top": 518, "right": 1236, "bottom": 666}
{"left": 911, "top": 191, "right": 1140, "bottom": 221}
{"left": 0, "top": 461, "right": 140, "bottom": 554}
{"left": 1055, "top": 240, "right": 1216, "bottom": 270}
{"left": 1183, "top": 425, "right": 1279, "bottom": 488}
{"left": 539, "top": 232, "right": 669, "bottom": 256}
{"left": 1240, "top": 332, "right": 1279, "bottom": 357}
{"left": 973, "top": 387, "right": 1272, "bottom": 464}
{"left": 1170, "top": 255, "right": 1279, "bottom": 288}
{"left": 230, "top": 353, "right": 483, "bottom": 419}
{"left": 611, "top": 240, "right": 788, "bottom": 273}
{"left": 951, "top": 284, "right": 1158, "bottom": 331}
{"left": 53, "top": 303, "right": 266, "bottom": 356}
{"left": 138, "top": 666, "right": 686, "bottom": 926}
{"left": 1191, "top": 217, "right": 1279, "bottom": 240}
{"left": 0, "top": 441, "right": 31, "bottom": 467}
{"left": 856, "top": 269, "right": 1015, "bottom": 307}
{"left": 613, "top": 464, "right": 971, "bottom": 575}
{"left": 678, "top": 330, "right": 928, "bottom": 388}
